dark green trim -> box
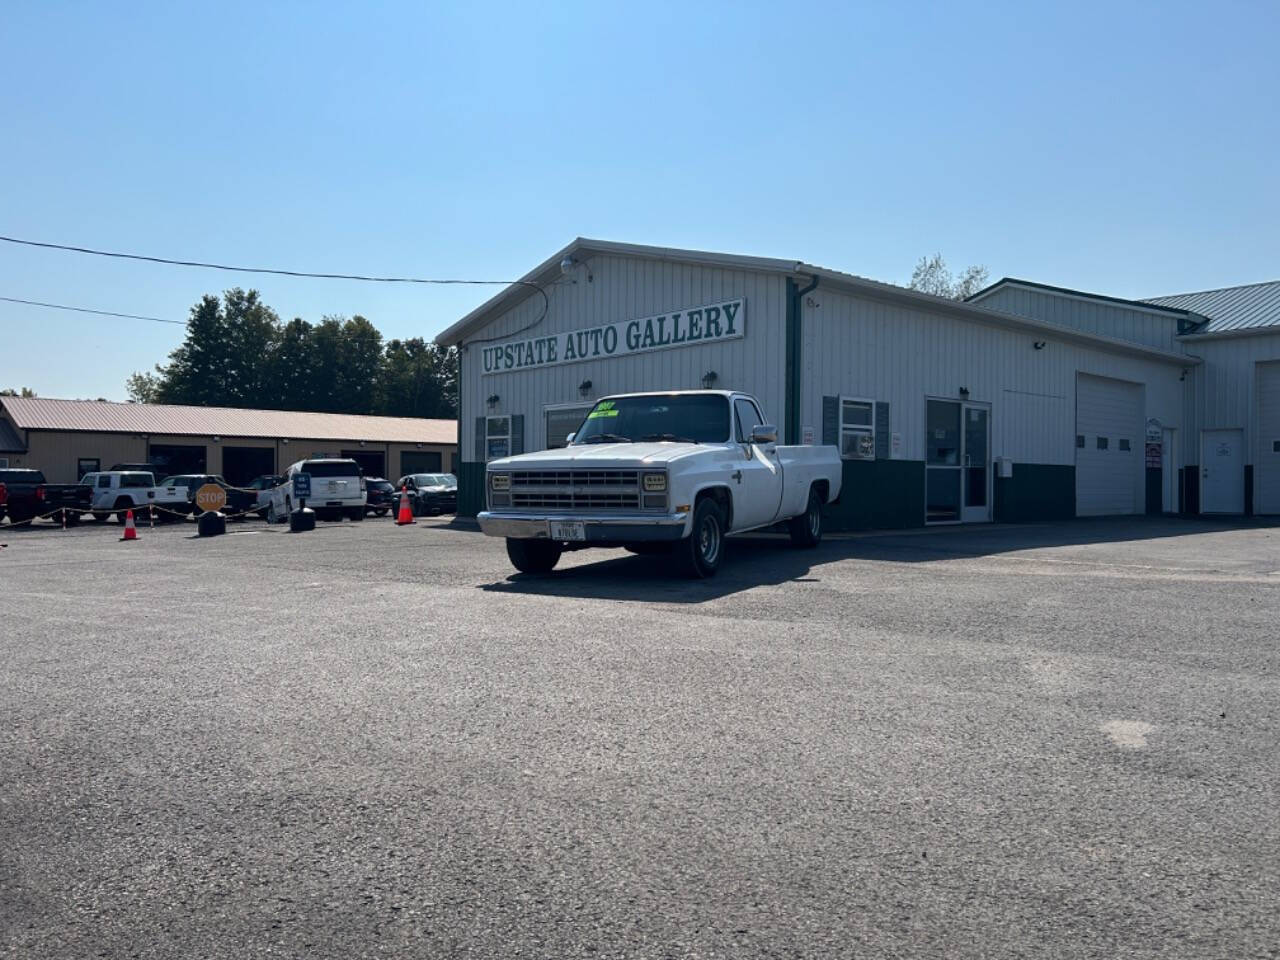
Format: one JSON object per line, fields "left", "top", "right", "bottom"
{"left": 993, "top": 463, "right": 1075, "bottom": 522}
{"left": 1145, "top": 467, "right": 1162, "bottom": 515}
{"left": 456, "top": 350, "right": 463, "bottom": 470}
{"left": 824, "top": 459, "right": 926, "bottom": 532}
{"left": 1182, "top": 466, "right": 1199, "bottom": 514}
{"left": 784, "top": 275, "right": 819, "bottom": 445}
{"left": 457, "top": 460, "right": 486, "bottom": 518}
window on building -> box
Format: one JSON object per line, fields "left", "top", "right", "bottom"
{"left": 0, "top": 457, "right": 8, "bottom": 469}
{"left": 1118, "top": 439, "right": 1131, "bottom": 451}
{"left": 840, "top": 397, "right": 875, "bottom": 460}
{"left": 1076, "top": 435, "right": 1085, "bottom": 449}
{"left": 1273, "top": 440, "right": 1280, "bottom": 454}
{"left": 1097, "top": 437, "right": 1109, "bottom": 450}
{"left": 545, "top": 405, "right": 592, "bottom": 450}
{"left": 77, "top": 458, "right": 100, "bottom": 479}
{"left": 486, "top": 416, "right": 511, "bottom": 461}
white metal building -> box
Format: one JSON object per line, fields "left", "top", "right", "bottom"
{"left": 436, "top": 239, "right": 1280, "bottom": 530}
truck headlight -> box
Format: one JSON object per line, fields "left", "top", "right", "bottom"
{"left": 490, "top": 473, "right": 510, "bottom": 491}
{"left": 642, "top": 472, "right": 667, "bottom": 492}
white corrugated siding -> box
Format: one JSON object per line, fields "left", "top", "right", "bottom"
{"left": 1076, "top": 374, "right": 1144, "bottom": 515}
{"left": 974, "top": 286, "right": 1182, "bottom": 352}
{"left": 799, "top": 287, "right": 1183, "bottom": 470}
{"left": 1179, "top": 334, "right": 1280, "bottom": 512}
{"left": 1256, "top": 362, "right": 1280, "bottom": 514}
{"left": 460, "top": 255, "right": 787, "bottom": 458}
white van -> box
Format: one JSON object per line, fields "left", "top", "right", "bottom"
{"left": 268, "top": 458, "right": 366, "bottom": 523}
{"left": 81, "top": 471, "right": 157, "bottom": 523}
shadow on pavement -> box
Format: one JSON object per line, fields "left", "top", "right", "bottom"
{"left": 480, "top": 516, "right": 1280, "bottom": 603}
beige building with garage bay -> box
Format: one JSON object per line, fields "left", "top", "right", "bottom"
{"left": 0, "top": 398, "right": 456, "bottom": 487}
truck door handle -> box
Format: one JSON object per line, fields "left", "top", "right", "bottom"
{"left": 731, "top": 470, "right": 742, "bottom": 483}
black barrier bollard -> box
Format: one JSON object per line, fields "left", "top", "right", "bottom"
{"left": 289, "top": 506, "right": 316, "bottom": 532}
{"left": 197, "top": 510, "right": 227, "bottom": 537}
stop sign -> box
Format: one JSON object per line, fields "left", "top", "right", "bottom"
{"left": 195, "top": 482, "right": 227, "bottom": 513}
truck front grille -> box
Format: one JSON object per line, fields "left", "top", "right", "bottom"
{"left": 510, "top": 469, "right": 641, "bottom": 511}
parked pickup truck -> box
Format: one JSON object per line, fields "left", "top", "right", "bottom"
{"left": 479, "top": 390, "right": 842, "bottom": 577}
{"left": 0, "top": 468, "right": 94, "bottom": 525}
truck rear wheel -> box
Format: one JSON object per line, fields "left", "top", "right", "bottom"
{"left": 789, "top": 487, "right": 823, "bottom": 548}
{"left": 677, "top": 499, "right": 724, "bottom": 578}
{"left": 506, "top": 538, "right": 562, "bottom": 574}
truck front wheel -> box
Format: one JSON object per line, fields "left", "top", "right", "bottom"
{"left": 677, "top": 499, "right": 724, "bottom": 578}
{"left": 789, "top": 486, "right": 823, "bottom": 548}
{"left": 506, "top": 538, "right": 562, "bottom": 574}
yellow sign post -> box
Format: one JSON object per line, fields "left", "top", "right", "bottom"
{"left": 194, "top": 483, "right": 227, "bottom": 514}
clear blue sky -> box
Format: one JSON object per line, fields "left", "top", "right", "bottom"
{"left": 2, "top": 1, "right": 1277, "bottom": 400}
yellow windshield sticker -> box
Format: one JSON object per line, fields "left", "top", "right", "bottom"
{"left": 587, "top": 409, "right": 619, "bottom": 419}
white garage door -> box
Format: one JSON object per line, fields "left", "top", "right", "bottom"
{"left": 1258, "top": 362, "right": 1280, "bottom": 515}
{"left": 1076, "top": 373, "right": 1143, "bottom": 516}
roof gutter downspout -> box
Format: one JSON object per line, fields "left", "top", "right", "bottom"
{"left": 786, "top": 273, "right": 820, "bottom": 445}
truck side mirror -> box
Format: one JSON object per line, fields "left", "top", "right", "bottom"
{"left": 751, "top": 424, "right": 778, "bottom": 445}
{"left": 566, "top": 432, "right": 576, "bottom": 444}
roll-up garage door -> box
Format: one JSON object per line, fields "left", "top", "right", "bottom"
{"left": 1258, "top": 362, "right": 1280, "bottom": 515}
{"left": 1076, "top": 373, "right": 1143, "bottom": 516}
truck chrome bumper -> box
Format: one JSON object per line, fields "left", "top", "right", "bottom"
{"left": 478, "top": 511, "right": 689, "bottom": 542}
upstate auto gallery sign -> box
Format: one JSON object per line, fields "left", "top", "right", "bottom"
{"left": 480, "top": 298, "right": 745, "bottom": 375}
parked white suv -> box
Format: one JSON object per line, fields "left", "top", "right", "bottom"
{"left": 479, "top": 390, "right": 842, "bottom": 577}
{"left": 82, "top": 471, "right": 157, "bottom": 523}
{"left": 268, "top": 459, "right": 366, "bottom": 523}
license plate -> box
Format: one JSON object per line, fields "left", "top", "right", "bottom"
{"left": 549, "top": 521, "right": 585, "bottom": 541}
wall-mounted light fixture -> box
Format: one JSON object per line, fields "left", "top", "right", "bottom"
{"left": 1033, "top": 341, "right": 1046, "bottom": 350}
{"left": 415, "top": 442, "right": 423, "bottom": 449}
{"left": 578, "top": 379, "right": 593, "bottom": 399}
{"left": 487, "top": 394, "right": 500, "bottom": 409}
{"left": 959, "top": 387, "right": 970, "bottom": 399}
{"left": 560, "top": 256, "right": 593, "bottom": 283}
{"left": 211, "top": 435, "right": 221, "bottom": 442}
{"left": 359, "top": 440, "right": 367, "bottom": 447}
{"left": 701, "top": 370, "right": 719, "bottom": 389}
{"left": 281, "top": 438, "right": 290, "bottom": 445}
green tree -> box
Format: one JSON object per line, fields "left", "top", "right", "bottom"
{"left": 378, "top": 339, "right": 457, "bottom": 418}
{"left": 0, "top": 387, "right": 36, "bottom": 397}
{"left": 909, "top": 253, "right": 990, "bottom": 300}
{"left": 124, "top": 372, "right": 159, "bottom": 403}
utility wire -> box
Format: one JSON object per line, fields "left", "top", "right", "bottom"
{"left": 0, "top": 233, "right": 551, "bottom": 340}
{"left": 0, "top": 295, "right": 186, "bottom": 325}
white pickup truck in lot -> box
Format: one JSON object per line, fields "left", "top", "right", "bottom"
{"left": 480, "top": 390, "right": 842, "bottom": 577}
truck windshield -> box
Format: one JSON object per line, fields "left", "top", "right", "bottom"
{"left": 572, "top": 395, "right": 730, "bottom": 445}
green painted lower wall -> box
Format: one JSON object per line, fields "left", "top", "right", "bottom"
{"left": 461, "top": 456, "right": 1084, "bottom": 529}
{"left": 458, "top": 460, "right": 486, "bottom": 517}
{"left": 824, "top": 459, "right": 926, "bottom": 532}
{"left": 1145, "top": 468, "right": 1162, "bottom": 516}
{"left": 993, "top": 463, "right": 1075, "bottom": 523}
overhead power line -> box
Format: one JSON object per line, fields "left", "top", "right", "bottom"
{"left": 0, "top": 295, "right": 187, "bottom": 325}
{"left": 0, "top": 233, "right": 551, "bottom": 341}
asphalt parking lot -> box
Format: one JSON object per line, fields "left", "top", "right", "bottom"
{"left": 2, "top": 515, "right": 1278, "bottom": 959}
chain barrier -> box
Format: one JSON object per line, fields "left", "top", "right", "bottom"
{"left": 1, "top": 498, "right": 267, "bottom": 530}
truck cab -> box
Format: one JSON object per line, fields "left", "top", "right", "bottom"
{"left": 479, "top": 390, "right": 841, "bottom": 577}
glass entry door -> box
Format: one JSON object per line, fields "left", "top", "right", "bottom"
{"left": 926, "top": 399, "right": 991, "bottom": 524}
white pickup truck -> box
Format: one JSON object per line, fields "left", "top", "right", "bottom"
{"left": 479, "top": 390, "right": 842, "bottom": 577}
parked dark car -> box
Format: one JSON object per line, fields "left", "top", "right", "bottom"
{"left": 0, "top": 468, "right": 93, "bottom": 525}
{"left": 395, "top": 473, "right": 457, "bottom": 516}
{"left": 245, "top": 474, "right": 285, "bottom": 519}
{"left": 159, "top": 474, "right": 258, "bottom": 518}
{"left": 364, "top": 478, "right": 396, "bottom": 516}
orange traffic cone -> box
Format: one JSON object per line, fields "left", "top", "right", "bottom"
{"left": 121, "top": 509, "right": 139, "bottom": 541}
{"left": 396, "top": 486, "right": 416, "bottom": 525}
